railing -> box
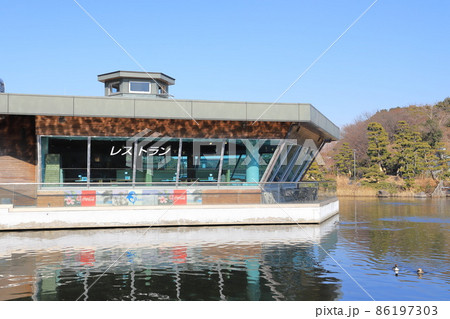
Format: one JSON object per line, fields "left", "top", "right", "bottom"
{"left": 0, "top": 181, "right": 336, "bottom": 208}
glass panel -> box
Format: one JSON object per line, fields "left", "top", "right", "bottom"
{"left": 294, "top": 149, "right": 315, "bottom": 182}
{"left": 135, "top": 138, "right": 180, "bottom": 185}
{"left": 110, "top": 82, "right": 120, "bottom": 93}
{"left": 221, "top": 139, "right": 246, "bottom": 183}
{"left": 90, "top": 137, "right": 133, "bottom": 184}
{"left": 277, "top": 144, "right": 301, "bottom": 182}
{"left": 288, "top": 146, "right": 307, "bottom": 182}
{"left": 220, "top": 139, "right": 280, "bottom": 184}
{"left": 129, "top": 81, "right": 150, "bottom": 92}
{"left": 178, "top": 139, "right": 222, "bottom": 183}
{"left": 268, "top": 144, "right": 292, "bottom": 182}
{"left": 42, "top": 136, "right": 88, "bottom": 186}
{"left": 258, "top": 140, "right": 279, "bottom": 182}
{"left": 39, "top": 136, "right": 282, "bottom": 187}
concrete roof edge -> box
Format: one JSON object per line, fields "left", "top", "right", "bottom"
{"left": 1, "top": 93, "right": 340, "bottom": 139}
{"left": 97, "top": 71, "right": 176, "bottom": 84}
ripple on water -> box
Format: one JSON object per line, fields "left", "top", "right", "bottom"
{"left": 379, "top": 217, "right": 450, "bottom": 224}
{"left": 0, "top": 201, "right": 448, "bottom": 301}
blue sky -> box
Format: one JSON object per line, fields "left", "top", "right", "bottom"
{"left": 1, "top": 0, "right": 449, "bottom": 127}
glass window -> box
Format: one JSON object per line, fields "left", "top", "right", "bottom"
{"left": 221, "top": 139, "right": 280, "bottom": 184}
{"left": 221, "top": 140, "right": 246, "bottom": 183}
{"left": 39, "top": 136, "right": 283, "bottom": 187}
{"left": 285, "top": 145, "right": 304, "bottom": 182}
{"left": 91, "top": 137, "right": 133, "bottom": 184}
{"left": 109, "top": 82, "right": 120, "bottom": 94}
{"left": 129, "top": 81, "right": 150, "bottom": 93}
{"left": 41, "top": 136, "right": 88, "bottom": 186}
{"left": 178, "top": 139, "right": 222, "bottom": 183}
{"left": 290, "top": 148, "right": 315, "bottom": 182}
{"left": 268, "top": 144, "right": 292, "bottom": 182}
{"left": 274, "top": 144, "right": 301, "bottom": 182}
{"left": 135, "top": 138, "right": 180, "bottom": 185}
{"left": 258, "top": 140, "right": 279, "bottom": 179}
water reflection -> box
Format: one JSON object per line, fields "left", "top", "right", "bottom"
{"left": 337, "top": 198, "right": 449, "bottom": 301}
{"left": 0, "top": 216, "right": 340, "bottom": 301}
{"left": 1, "top": 198, "right": 448, "bottom": 301}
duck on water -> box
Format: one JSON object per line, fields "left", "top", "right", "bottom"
{"left": 392, "top": 265, "right": 425, "bottom": 277}
{"left": 392, "top": 264, "right": 400, "bottom": 276}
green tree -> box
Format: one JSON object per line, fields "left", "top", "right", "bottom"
{"left": 364, "top": 164, "right": 387, "bottom": 183}
{"left": 392, "top": 121, "right": 417, "bottom": 188}
{"left": 414, "top": 139, "right": 434, "bottom": 176}
{"left": 333, "top": 142, "right": 353, "bottom": 176}
{"left": 366, "top": 122, "right": 389, "bottom": 171}
{"left": 304, "top": 160, "right": 324, "bottom": 181}
{"left": 422, "top": 118, "right": 442, "bottom": 147}
{"left": 391, "top": 121, "right": 436, "bottom": 188}
{"left": 433, "top": 142, "right": 450, "bottom": 181}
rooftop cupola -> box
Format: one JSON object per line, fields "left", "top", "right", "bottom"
{"left": 97, "top": 70, "right": 175, "bottom": 99}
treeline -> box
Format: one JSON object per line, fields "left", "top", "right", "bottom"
{"left": 312, "top": 98, "right": 450, "bottom": 189}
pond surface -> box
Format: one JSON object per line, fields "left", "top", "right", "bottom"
{"left": 0, "top": 198, "right": 448, "bottom": 301}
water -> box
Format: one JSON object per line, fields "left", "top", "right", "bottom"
{"left": 0, "top": 198, "right": 448, "bottom": 301}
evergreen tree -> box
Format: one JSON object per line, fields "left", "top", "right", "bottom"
{"left": 391, "top": 121, "right": 436, "bottom": 187}
{"left": 414, "top": 139, "right": 433, "bottom": 176}
{"left": 364, "top": 164, "right": 387, "bottom": 183}
{"left": 392, "top": 121, "right": 417, "bottom": 188}
{"left": 434, "top": 142, "right": 450, "bottom": 181}
{"left": 304, "top": 160, "right": 324, "bottom": 181}
{"left": 422, "top": 119, "right": 442, "bottom": 147}
{"left": 333, "top": 142, "right": 354, "bottom": 176}
{"left": 366, "top": 122, "right": 389, "bottom": 171}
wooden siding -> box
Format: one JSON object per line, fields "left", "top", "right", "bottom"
{"left": 36, "top": 116, "right": 292, "bottom": 139}
{"left": 36, "top": 191, "right": 65, "bottom": 207}
{"left": 201, "top": 189, "right": 262, "bottom": 205}
{"left": 0, "top": 116, "right": 37, "bottom": 205}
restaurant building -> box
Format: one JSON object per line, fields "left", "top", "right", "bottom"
{"left": 0, "top": 71, "right": 339, "bottom": 209}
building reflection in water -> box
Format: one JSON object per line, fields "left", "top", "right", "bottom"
{"left": 0, "top": 216, "right": 340, "bottom": 301}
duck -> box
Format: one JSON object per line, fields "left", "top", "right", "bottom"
{"left": 417, "top": 268, "right": 424, "bottom": 274}
{"left": 392, "top": 264, "right": 399, "bottom": 276}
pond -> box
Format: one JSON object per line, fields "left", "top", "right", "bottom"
{"left": 0, "top": 198, "right": 448, "bottom": 301}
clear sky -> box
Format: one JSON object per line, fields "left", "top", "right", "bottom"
{"left": 1, "top": 0, "right": 449, "bottom": 127}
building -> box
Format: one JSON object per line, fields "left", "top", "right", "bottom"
{"left": 0, "top": 71, "right": 339, "bottom": 211}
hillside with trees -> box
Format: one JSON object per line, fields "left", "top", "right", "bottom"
{"left": 313, "top": 98, "right": 450, "bottom": 195}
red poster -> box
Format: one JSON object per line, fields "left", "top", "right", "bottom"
{"left": 81, "top": 190, "right": 96, "bottom": 206}
{"left": 173, "top": 190, "right": 187, "bottom": 205}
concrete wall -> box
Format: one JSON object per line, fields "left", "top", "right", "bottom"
{"left": 0, "top": 215, "right": 339, "bottom": 255}
{"left": 0, "top": 198, "right": 339, "bottom": 230}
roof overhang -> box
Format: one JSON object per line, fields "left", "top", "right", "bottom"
{"left": 97, "top": 71, "right": 176, "bottom": 86}
{"left": 0, "top": 93, "right": 339, "bottom": 140}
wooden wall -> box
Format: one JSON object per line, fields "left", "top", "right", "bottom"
{"left": 0, "top": 115, "right": 36, "bottom": 166}
{"left": 0, "top": 115, "right": 37, "bottom": 205}
{"left": 36, "top": 191, "right": 65, "bottom": 207}
{"left": 36, "top": 116, "right": 293, "bottom": 139}
{"left": 202, "top": 189, "right": 262, "bottom": 205}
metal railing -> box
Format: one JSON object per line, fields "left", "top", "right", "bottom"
{"left": 0, "top": 181, "right": 336, "bottom": 208}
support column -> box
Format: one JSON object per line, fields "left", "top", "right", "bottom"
{"left": 87, "top": 137, "right": 91, "bottom": 188}
{"left": 246, "top": 147, "right": 259, "bottom": 183}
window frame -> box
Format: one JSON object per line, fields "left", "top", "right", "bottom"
{"left": 129, "top": 81, "right": 151, "bottom": 94}
{"left": 108, "top": 81, "right": 121, "bottom": 95}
